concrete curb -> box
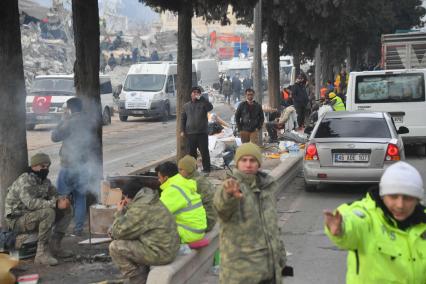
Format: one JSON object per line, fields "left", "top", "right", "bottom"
{"left": 128, "top": 153, "right": 176, "bottom": 175}
{"left": 146, "top": 155, "right": 303, "bottom": 284}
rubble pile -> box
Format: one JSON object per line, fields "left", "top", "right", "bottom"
{"left": 21, "top": 23, "right": 74, "bottom": 87}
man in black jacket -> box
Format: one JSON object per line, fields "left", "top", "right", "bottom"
{"left": 235, "top": 88, "right": 264, "bottom": 145}
{"left": 181, "top": 87, "right": 214, "bottom": 173}
{"left": 292, "top": 74, "right": 309, "bottom": 128}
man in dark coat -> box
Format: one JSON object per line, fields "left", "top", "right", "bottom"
{"left": 181, "top": 87, "right": 214, "bottom": 173}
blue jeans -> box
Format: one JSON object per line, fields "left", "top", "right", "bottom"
{"left": 56, "top": 167, "right": 88, "bottom": 233}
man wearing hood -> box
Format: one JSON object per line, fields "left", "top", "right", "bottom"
{"left": 324, "top": 161, "right": 426, "bottom": 284}
{"left": 213, "top": 143, "right": 287, "bottom": 283}
{"left": 5, "top": 153, "right": 72, "bottom": 266}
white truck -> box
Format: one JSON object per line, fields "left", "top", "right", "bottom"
{"left": 381, "top": 31, "right": 426, "bottom": 70}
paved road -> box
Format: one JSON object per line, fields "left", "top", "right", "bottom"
{"left": 27, "top": 102, "right": 235, "bottom": 182}
{"left": 202, "top": 148, "right": 426, "bottom": 283}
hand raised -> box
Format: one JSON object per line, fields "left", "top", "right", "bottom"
{"left": 223, "top": 178, "right": 242, "bottom": 199}
{"left": 323, "top": 209, "right": 343, "bottom": 236}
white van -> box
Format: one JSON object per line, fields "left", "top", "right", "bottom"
{"left": 26, "top": 74, "right": 114, "bottom": 130}
{"left": 345, "top": 69, "right": 426, "bottom": 144}
{"left": 118, "top": 62, "right": 197, "bottom": 121}
{"left": 192, "top": 59, "right": 219, "bottom": 89}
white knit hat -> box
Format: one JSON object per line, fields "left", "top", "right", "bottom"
{"left": 380, "top": 161, "right": 424, "bottom": 200}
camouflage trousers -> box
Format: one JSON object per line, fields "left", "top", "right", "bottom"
{"left": 109, "top": 240, "right": 151, "bottom": 279}
{"left": 11, "top": 207, "right": 72, "bottom": 244}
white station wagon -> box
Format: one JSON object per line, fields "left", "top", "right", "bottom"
{"left": 26, "top": 74, "right": 114, "bottom": 130}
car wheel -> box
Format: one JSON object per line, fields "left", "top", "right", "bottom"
{"left": 102, "top": 107, "right": 111, "bottom": 125}
{"left": 119, "top": 115, "right": 128, "bottom": 122}
{"left": 304, "top": 181, "right": 317, "bottom": 192}
{"left": 26, "top": 124, "right": 36, "bottom": 130}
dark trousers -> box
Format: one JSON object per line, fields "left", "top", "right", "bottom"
{"left": 187, "top": 133, "right": 211, "bottom": 172}
{"left": 265, "top": 122, "right": 279, "bottom": 141}
{"left": 295, "top": 105, "right": 306, "bottom": 127}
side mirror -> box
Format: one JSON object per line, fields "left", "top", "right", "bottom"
{"left": 397, "top": 126, "right": 409, "bottom": 135}
{"left": 304, "top": 126, "right": 313, "bottom": 135}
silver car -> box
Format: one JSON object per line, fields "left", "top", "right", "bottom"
{"left": 303, "top": 111, "right": 408, "bottom": 191}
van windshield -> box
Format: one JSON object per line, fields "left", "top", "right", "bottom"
{"left": 123, "top": 74, "right": 166, "bottom": 92}
{"left": 355, "top": 73, "right": 425, "bottom": 103}
{"left": 227, "top": 68, "right": 251, "bottom": 78}
{"left": 30, "top": 78, "right": 75, "bottom": 95}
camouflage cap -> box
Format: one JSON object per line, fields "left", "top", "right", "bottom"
{"left": 234, "top": 142, "right": 262, "bottom": 166}
{"left": 30, "top": 152, "right": 51, "bottom": 167}
{"left": 178, "top": 155, "right": 197, "bottom": 175}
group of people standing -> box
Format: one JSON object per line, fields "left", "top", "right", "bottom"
{"left": 221, "top": 73, "right": 253, "bottom": 104}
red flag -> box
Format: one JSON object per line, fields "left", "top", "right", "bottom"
{"left": 32, "top": 96, "right": 52, "bottom": 113}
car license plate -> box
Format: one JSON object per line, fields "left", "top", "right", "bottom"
{"left": 36, "top": 115, "right": 50, "bottom": 120}
{"left": 333, "top": 153, "right": 369, "bottom": 163}
{"left": 133, "top": 110, "right": 144, "bottom": 114}
{"left": 392, "top": 116, "right": 403, "bottom": 123}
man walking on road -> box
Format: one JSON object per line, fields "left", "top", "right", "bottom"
{"left": 214, "top": 143, "right": 287, "bottom": 284}
{"left": 235, "top": 88, "right": 264, "bottom": 144}
{"left": 231, "top": 73, "right": 242, "bottom": 103}
{"left": 324, "top": 161, "right": 426, "bottom": 284}
{"left": 181, "top": 86, "right": 213, "bottom": 173}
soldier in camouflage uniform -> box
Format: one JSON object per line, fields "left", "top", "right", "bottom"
{"left": 213, "top": 143, "right": 287, "bottom": 284}
{"left": 5, "top": 153, "right": 72, "bottom": 266}
{"left": 178, "top": 155, "right": 217, "bottom": 232}
{"left": 109, "top": 186, "right": 180, "bottom": 284}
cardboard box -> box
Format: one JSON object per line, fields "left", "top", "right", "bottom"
{"left": 100, "top": 181, "right": 122, "bottom": 206}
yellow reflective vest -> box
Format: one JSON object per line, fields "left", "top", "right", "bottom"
{"left": 325, "top": 192, "right": 426, "bottom": 284}
{"left": 331, "top": 96, "right": 345, "bottom": 111}
{"left": 160, "top": 174, "right": 207, "bottom": 243}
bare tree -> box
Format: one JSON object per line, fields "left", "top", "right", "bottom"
{"left": 0, "top": 2, "right": 29, "bottom": 225}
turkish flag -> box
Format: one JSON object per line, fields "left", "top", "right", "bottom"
{"left": 32, "top": 96, "right": 52, "bottom": 113}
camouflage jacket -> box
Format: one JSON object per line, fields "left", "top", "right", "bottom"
{"left": 190, "top": 171, "right": 217, "bottom": 232}
{"left": 111, "top": 188, "right": 180, "bottom": 265}
{"left": 213, "top": 170, "right": 286, "bottom": 284}
{"left": 5, "top": 171, "right": 57, "bottom": 228}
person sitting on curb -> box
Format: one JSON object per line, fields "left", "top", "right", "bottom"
{"left": 324, "top": 161, "right": 426, "bottom": 284}
{"left": 109, "top": 186, "right": 180, "bottom": 284}
{"left": 265, "top": 104, "right": 298, "bottom": 143}
{"left": 155, "top": 162, "right": 207, "bottom": 243}
{"left": 178, "top": 155, "right": 217, "bottom": 232}
{"left": 5, "top": 153, "right": 72, "bottom": 266}
{"left": 213, "top": 143, "right": 287, "bottom": 283}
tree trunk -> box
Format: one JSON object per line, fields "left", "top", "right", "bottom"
{"left": 176, "top": 3, "right": 193, "bottom": 160}
{"left": 266, "top": 13, "right": 280, "bottom": 108}
{"left": 72, "top": 0, "right": 102, "bottom": 197}
{"left": 314, "top": 44, "right": 321, "bottom": 99}
{"left": 253, "top": 0, "right": 263, "bottom": 145}
{"left": 293, "top": 50, "right": 301, "bottom": 77}
{"left": 0, "top": 1, "right": 28, "bottom": 225}
{"left": 321, "top": 46, "right": 334, "bottom": 84}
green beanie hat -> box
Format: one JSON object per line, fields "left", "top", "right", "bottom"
{"left": 30, "top": 153, "right": 51, "bottom": 167}
{"left": 234, "top": 143, "right": 262, "bottom": 166}
{"left": 178, "top": 155, "right": 197, "bottom": 175}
